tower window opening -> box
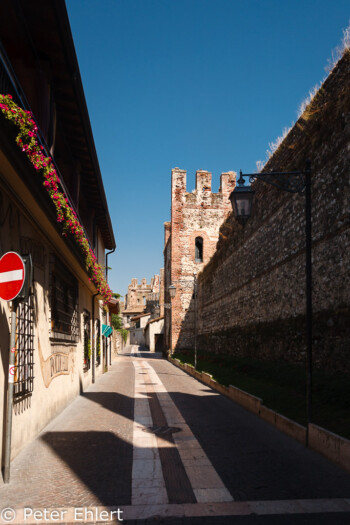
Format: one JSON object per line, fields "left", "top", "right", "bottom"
{"left": 195, "top": 237, "right": 203, "bottom": 262}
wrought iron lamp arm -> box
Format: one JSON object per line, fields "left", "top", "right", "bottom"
{"left": 238, "top": 162, "right": 310, "bottom": 194}
{"left": 239, "top": 169, "right": 304, "bottom": 194}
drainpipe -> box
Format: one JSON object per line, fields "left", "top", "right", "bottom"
{"left": 91, "top": 292, "right": 99, "bottom": 384}
{"left": 105, "top": 247, "right": 116, "bottom": 283}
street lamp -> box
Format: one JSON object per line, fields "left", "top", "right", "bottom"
{"left": 169, "top": 283, "right": 176, "bottom": 299}
{"left": 230, "top": 173, "right": 255, "bottom": 226}
{"left": 229, "top": 161, "right": 313, "bottom": 446}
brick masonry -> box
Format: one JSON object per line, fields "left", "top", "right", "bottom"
{"left": 195, "top": 51, "right": 350, "bottom": 371}
{"left": 164, "top": 169, "right": 236, "bottom": 350}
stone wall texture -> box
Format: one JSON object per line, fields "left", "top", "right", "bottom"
{"left": 166, "top": 168, "right": 236, "bottom": 350}
{"left": 196, "top": 51, "right": 350, "bottom": 372}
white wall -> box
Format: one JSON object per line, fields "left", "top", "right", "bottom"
{"left": 129, "top": 328, "right": 145, "bottom": 346}
{"left": 145, "top": 319, "right": 164, "bottom": 352}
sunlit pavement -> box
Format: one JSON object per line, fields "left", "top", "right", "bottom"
{"left": 0, "top": 344, "right": 349, "bottom": 524}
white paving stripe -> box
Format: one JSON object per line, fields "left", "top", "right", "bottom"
{"left": 132, "top": 360, "right": 168, "bottom": 505}
{"left": 137, "top": 359, "right": 233, "bottom": 504}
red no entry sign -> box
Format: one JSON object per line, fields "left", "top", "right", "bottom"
{"left": 0, "top": 252, "right": 25, "bottom": 301}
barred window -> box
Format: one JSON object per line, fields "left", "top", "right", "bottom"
{"left": 14, "top": 295, "right": 34, "bottom": 399}
{"left": 50, "top": 256, "right": 79, "bottom": 343}
{"left": 96, "top": 319, "right": 101, "bottom": 366}
{"left": 83, "top": 310, "right": 91, "bottom": 372}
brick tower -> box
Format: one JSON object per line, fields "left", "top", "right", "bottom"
{"left": 164, "top": 168, "right": 236, "bottom": 351}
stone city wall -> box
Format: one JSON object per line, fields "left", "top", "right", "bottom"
{"left": 196, "top": 51, "right": 350, "bottom": 371}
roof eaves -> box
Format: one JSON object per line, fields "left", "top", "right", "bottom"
{"left": 52, "top": 0, "right": 116, "bottom": 250}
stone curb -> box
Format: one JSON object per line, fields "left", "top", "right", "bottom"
{"left": 169, "top": 356, "right": 350, "bottom": 472}
{"left": 309, "top": 423, "right": 350, "bottom": 472}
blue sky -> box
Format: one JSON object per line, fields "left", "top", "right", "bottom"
{"left": 66, "top": 0, "right": 349, "bottom": 297}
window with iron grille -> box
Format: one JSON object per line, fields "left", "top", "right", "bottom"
{"left": 96, "top": 319, "right": 101, "bottom": 366}
{"left": 50, "top": 255, "right": 79, "bottom": 343}
{"left": 83, "top": 310, "right": 91, "bottom": 372}
{"left": 14, "top": 295, "right": 35, "bottom": 399}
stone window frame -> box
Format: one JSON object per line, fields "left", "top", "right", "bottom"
{"left": 195, "top": 236, "right": 203, "bottom": 262}
{"left": 189, "top": 230, "right": 210, "bottom": 265}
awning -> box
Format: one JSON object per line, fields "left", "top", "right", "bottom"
{"left": 102, "top": 324, "right": 113, "bottom": 337}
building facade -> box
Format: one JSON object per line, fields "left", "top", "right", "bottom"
{"left": 164, "top": 168, "right": 236, "bottom": 352}
{"left": 0, "top": 0, "right": 115, "bottom": 469}
{"left": 129, "top": 312, "right": 151, "bottom": 346}
{"left": 144, "top": 316, "right": 165, "bottom": 353}
{"left": 122, "top": 274, "right": 160, "bottom": 326}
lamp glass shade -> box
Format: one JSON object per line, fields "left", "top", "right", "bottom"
{"left": 169, "top": 284, "right": 176, "bottom": 298}
{"left": 229, "top": 186, "right": 255, "bottom": 224}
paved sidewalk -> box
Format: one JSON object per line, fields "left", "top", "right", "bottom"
{"left": 0, "top": 355, "right": 135, "bottom": 509}
{"left": 0, "top": 345, "right": 349, "bottom": 525}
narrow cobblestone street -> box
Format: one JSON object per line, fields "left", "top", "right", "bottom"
{"left": 0, "top": 345, "right": 349, "bottom": 524}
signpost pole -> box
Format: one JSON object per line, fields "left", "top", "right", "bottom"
{"left": 3, "top": 299, "right": 17, "bottom": 483}
{"left": 0, "top": 251, "right": 27, "bottom": 483}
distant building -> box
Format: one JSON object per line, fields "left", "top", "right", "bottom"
{"left": 122, "top": 271, "right": 165, "bottom": 352}
{"left": 147, "top": 268, "right": 165, "bottom": 319}
{"left": 121, "top": 274, "right": 160, "bottom": 326}
{"left": 144, "top": 316, "right": 164, "bottom": 353}
{"left": 129, "top": 312, "right": 151, "bottom": 346}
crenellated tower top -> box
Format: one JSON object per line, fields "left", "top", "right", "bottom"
{"left": 171, "top": 167, "right": 236, "bottom": 205}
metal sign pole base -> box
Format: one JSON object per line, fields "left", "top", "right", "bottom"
{"left": 3, "top": 300, "right": 17, "bottom": 483}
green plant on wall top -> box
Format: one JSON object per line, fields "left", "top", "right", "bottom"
{"left": 111, "top": 313, "right": 128, "bottom": 343}
{"left": 119, "top": 328, "right": 128, "bottom": 344}
{"left": 111, "top": 314, "right": 123, "bottom": 330}
{"left": 0, "top": 94, "right": 112, "bottom": 305}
